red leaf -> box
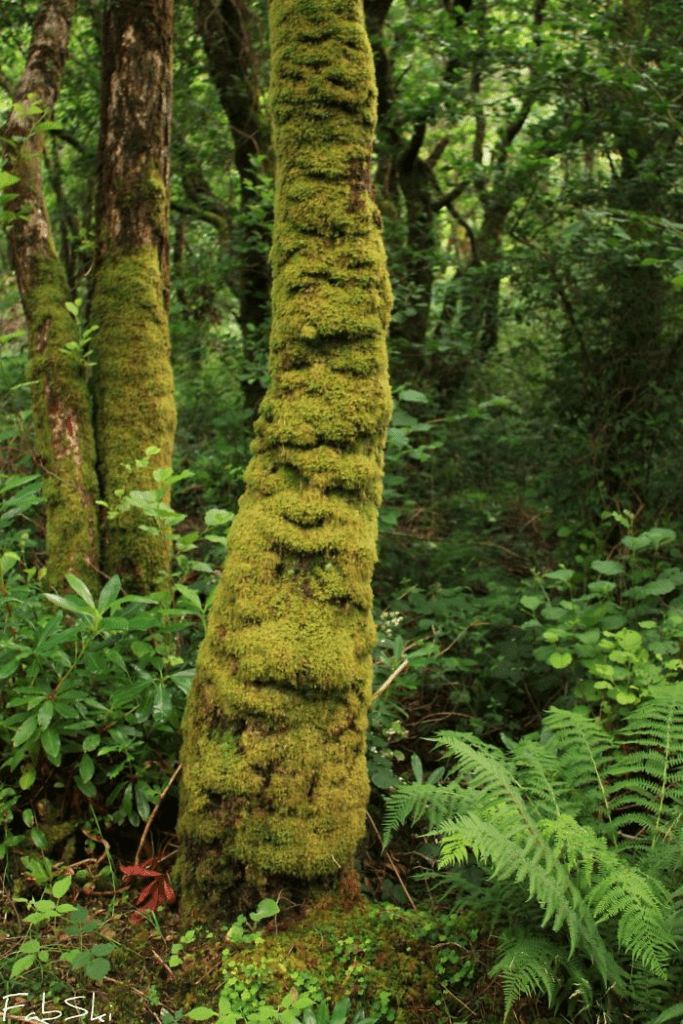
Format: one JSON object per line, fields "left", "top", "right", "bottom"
{"left": 121, "top": 864, "right": 161, "bottom": 878}
{"left": 124, "top": 863, "right": 175, "bottom": 922}
{"left": 136, "top": 879, "right": 159, "bottom": 905}
{"left": 140, "top": 887, "right": 161, "bottom": 913}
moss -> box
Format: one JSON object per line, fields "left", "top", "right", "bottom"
{"left": 26, "top": 253, "right": 100, "bottom": 592}
{"left": 178, "top": 0, "right": 392, "bottom": 917}
{"left": 168, "top": 900, "right": 443, "bottom": 1024}
{"left": 91, "top": 246, "right": 176, "bottom": 592}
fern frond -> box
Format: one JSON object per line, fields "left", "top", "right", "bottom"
{"left": 512, "top": 733, "right": 568, "bottom": 818}
{"left": 618, "top": 684, "right": 683, "bottom": 840}
{"left": 490, "top": 934, "right": 563, "bottom": 1019}
{"left": 589, "top": 861, "right": 675, "bottom": 978}
{"left": 542, "top": 707, "right": 615, "bottom": 821}
{"left": 434, "top": 731, "right": 519, "bottom": 811}
{"left": 649, "top": 1001, "right": 683, "bottom": 1024}
{"left": 381, "top": 778, "right": 460, "bottom": 846}
{"left": 439, "top": 809, "right": 620, "bottom": 986}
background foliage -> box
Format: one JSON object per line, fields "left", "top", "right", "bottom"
{"left": 2, "top": 0, "right": 683, "bottom": 1020}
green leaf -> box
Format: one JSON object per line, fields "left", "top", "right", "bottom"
{"left": 30, "top": 827, "right": 49, "bottom": 850}
{"left": 175, "top": 583, "right": 203, "bottom": 612}
{"left": 65, "top": 573, "right": 96, "bottom": 608}
{"left": 37, "top": 700, "right": 54, "bottom": 730}
{"left": 591, "top": 559, "right": 624, "bottom": 576}
{"left": 18, "top": 938, "right": 41, "bottom": 954}
{"left": 79, "top": 752, "right": 95, "bottom": 784}
{"left": 542, "top": 629, "right": 561, "bottom": 643}
{"left": 185, "top": 1009, "right": 218, "bottom": 1020}
{"left": 41, "top": 725, "right": 61, "bottom": 763}
{"left": 544, "top": 568, "right": 574, "bottom": 584}
{"left": 250, "top": 898, "right": 280, "bottom": 922}
{"left": 520, "top": 595, "right": 543, "bottom": 611}
{"left": 98, "top": 573, "right": 122, "bottom": 611}
{"left": 330, "top": 998, "right": 352, "bottom": 1024}
{"left": 0, "top": 170, "right": 20, "bottom": 188}
{"left": 396, "top": 388, "right": 428, "bottom": 403}
{"left": 10, "top": 953, "right": 36, "bottom": 978}
{"left": 44, "top": 593, "right": 92, "bottom": 616}
{"left": 13, "top": 714, "right": 38, "bottom": 748}
{"left": 1, "top": 550, "right": 20, "bottom": 573}
{"left": 204, "top": 507, "right": 233, "bottom": 527}
{"left": 52, "top": 875, "right": 72, "bottom": 899}
{"left": 548, "top": 650, "right": 572, "bottom": 670}
{"left": 91, "top": 943, "right": 117, "bottom": 958}
{"left": 85, "top": 957, "right": 111, "bottom": 981}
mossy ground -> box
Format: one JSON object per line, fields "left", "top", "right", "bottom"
{"left": 6, "top": 896, "right": 496, "bottom": 1023}
{"left": 1, "top": 844, "right": 505, "bottom": 1023}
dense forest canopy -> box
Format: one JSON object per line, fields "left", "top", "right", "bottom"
{"left": 2, "top": 0, "right": 683, "bottom": 1021}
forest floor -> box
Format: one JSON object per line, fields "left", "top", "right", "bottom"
{"left": 0, "top": 810, "right": 518, "bottom": 1024}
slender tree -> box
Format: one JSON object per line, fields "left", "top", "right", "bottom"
{"left": 194, "top": 0, "right": 272, "bottom": 414}
{"left": 178, "top": 0, "right": 393, "bottom": 917}
{"left": 90, "top": 0, "right": 176, "bottom": 592}
{"left": 2, "top": 0, "right": 100, "bottom": 591}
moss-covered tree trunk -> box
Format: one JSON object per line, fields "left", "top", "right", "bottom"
{"left": 178, "top": 0, "right": 393, "bottom": 918}
{"left": 2, "top": 0, "right": 100, "bottom": 591}
{"left": 90, "top": 0, "right": 176, "bottom": 592}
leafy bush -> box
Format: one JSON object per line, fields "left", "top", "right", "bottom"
{"left": 0, "top": 476, "right": 229, "bottom": 863}
{"left": 384, "top": 687, "right": 683, "bottom": 1022}
{"left": 521, "top": 521, "right": 683, "bottom": 714}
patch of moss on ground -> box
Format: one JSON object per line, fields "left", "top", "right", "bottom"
{"left": 104, "top": 897, "right": 487, "bottom": 1023}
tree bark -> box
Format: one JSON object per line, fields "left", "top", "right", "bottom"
{"left": 195, "top": 0, "right": 272, "bottom": 415}
{"left": 178, "top": 0, "right": 393, "bottom": 919}
{"left": 2, "top": 0, "right": 100, "bottom": 591}
{"left": 90, "top": 0, "right": 176, "bottom": 592}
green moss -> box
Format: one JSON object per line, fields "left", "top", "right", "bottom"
{"left": 171, "top": 900, "right": 443, "bottom": 1024}
{"left": 91, "top": 247, "right": 176, "bottom": 592}
{"left": 26, "top": 254, "right": 100, "bottom": 591}
{"left": 178, "top": 0, "right": 392, "bottom": 917}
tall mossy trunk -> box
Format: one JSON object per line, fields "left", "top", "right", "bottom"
{"left": 178, "top": 0, "right": 393, "bottom": 919}
{"left": 91, "top": 0, "right": 176, "bottom": 593}
{"left": 3, "top": 0, "right": 100, "bottom": 592}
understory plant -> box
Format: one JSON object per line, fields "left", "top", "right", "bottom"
{"left": 521, "top": 520, "right": 683, "bottom": 715}
{"left": 0, "top": 472, "right": 229, "bottom": 863}
{"left": 384, "top": 684, "right": 683, "bottom": 1022}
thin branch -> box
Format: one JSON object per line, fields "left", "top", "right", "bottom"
{"left": 366, "top": 810, "right": 417, "bottom": 910}
{"left": 372, "top": 658, "right": 409, "bottom": 703}
{"left": 433, "top": 179, "right": 470, "bottom": 211}
{"left": 426, "top": 134, "right": 450, "bottom": 169}
{"left": 135, "top": 762, "right": 182, "bottom": 865}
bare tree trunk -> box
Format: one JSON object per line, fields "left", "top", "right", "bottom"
{"left": 90, "top": 0, "right": 176, "bottom": 592}
{"left": 178, "top": 0, "right": 393, "bottom": 920}
{"left": 2, "top": 0, "right": 100, "bottom": 590}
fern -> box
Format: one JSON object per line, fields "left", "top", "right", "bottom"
{"left": 384, "top": 701, "right": 683, "bottom": 1021}
{"left": 612, "top": 684, "right": 683, "bottom": 842}
{"left": 541, "top": 706, "right": 616, "bottom": 826}
{"left": 489, "top": 935, "right": 563, "bottom": 1018}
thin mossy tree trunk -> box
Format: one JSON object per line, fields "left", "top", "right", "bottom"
{"left": 178, "top": 0, "right": 393, "bottom": 919}
{"left": 2, "top": 0, "right": 100, "bottom": 591}
{"left": 90, "top": 0, "right": 176, "bottom": 593}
